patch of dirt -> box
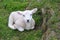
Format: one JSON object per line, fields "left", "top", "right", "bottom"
{"left": 41, "top": 29, "right": 57, "bottom": 40}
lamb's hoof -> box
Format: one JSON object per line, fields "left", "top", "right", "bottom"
{"left": 31, "top": 26, "right": 34, "bottom": 29}
{"left": 8, "top": 26, "right": 16, "bottom": 30}
{"left": 12, "top": 27, "right": 16, "bottom": 30}
{"left": 18, "top": 28, "right": 24, "bottom": 32}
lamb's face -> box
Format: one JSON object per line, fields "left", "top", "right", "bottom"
{"left": 19, "top": 8, "right": 37, "bottom": 23}
{"left": 23, "top": 10, "right": 33, "bottom": 23}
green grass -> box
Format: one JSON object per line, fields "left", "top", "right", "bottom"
{"left": 0, "top": 0, "right": 60, "bottom": 40}
{"left": 0, "top": 0, "right": 42, "bottom": 40}
{"left": 0, "top": 8, "right": 42, "bottom": 40}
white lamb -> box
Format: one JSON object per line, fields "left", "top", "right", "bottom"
{"left": 8, "top": 8, "right": 37, "bottom": 31}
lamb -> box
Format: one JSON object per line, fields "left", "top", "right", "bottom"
{"left": 8, "top": 8, "right": 37, "bottom": 31}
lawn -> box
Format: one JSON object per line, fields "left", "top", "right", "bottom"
{"left": 0, "top": 0, "right": 42, "bottom": 40}
{"left": 0, "top": 0, "right": 60, "bottom": 40}
{"left": 0, "top": 8, "right": 42, "bottom": 40}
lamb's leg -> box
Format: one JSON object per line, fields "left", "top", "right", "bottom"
{"left": 30, "top": 19, "right": 35, "bottom": 29}
{"left": 17, "top": 27, "right": 24, "bottom": 32}
{"left": 25, "top": 28, "right": 30, "bottom": 30}
{"left": 8, "top": 15, "right": 16, "bottom": 29}
{"left": 31, "top": 26, "right": 34, "bottom": 29}
{"left": 25, "top": 26, "right": 35, "bottom": 30}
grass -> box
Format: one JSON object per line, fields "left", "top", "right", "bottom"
{"left": 0, "top": 0, "right": 42, "bottom": 40}
{"left": 0, "top": 8, "right": 42, "bottom": 40}
{"left": 0, "top": 0, "right": 60, "bottom": 40}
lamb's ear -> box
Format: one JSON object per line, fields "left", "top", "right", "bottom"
{"left": 17, "top": 11, "right": 23, "bottom": 15}
{"left": 31, "top": 8, "right": 38, "bottom": 13}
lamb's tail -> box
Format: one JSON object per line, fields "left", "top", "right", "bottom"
{"left": 8, "top": 14, "right": 16, "bottom": 29}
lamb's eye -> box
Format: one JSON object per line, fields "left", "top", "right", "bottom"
{"left": 23, "top": 15, "right": 25, "bottom": 17}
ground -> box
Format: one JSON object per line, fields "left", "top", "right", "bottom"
{"left": 0, "top": 8, "right": 42, "bottom": 40}
{"left": 0, "top": 0, "right": 60, "bottom": 40}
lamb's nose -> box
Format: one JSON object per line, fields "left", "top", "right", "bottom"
{"left": 27, "top": 20, "right": 29, "bottom": 22}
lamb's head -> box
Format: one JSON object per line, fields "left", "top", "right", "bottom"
{"left": 19, "top": 8, "right": 37, "bottom": 23}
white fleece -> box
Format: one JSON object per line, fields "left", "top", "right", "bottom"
{"left": 8, "top": 8, "right": 37, "bottom": 31}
